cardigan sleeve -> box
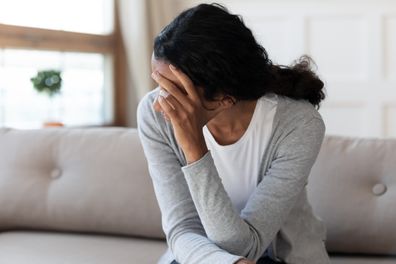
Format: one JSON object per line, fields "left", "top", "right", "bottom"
{"left": 181, "top": 115, "right": 326, "bottom": 261}
{"left": 136, "top": 93, "right": 245, "bottom": 264}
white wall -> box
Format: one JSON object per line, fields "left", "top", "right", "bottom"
{"left": 172, "top": 0, "right": 396, "bottom": 138}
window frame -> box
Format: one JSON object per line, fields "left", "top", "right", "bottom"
{"left": 0, "top": 23, "right": 114, "bottom": 53}
{"left": 0, "top": 1, "right": 126, "bottom": 127}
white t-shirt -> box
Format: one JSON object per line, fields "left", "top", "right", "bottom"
{"left": 202, "top": 93, "right": 278, "bottom": 214}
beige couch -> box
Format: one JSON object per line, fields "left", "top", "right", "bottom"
{"left": 0, "top": 127, "right": 395, "bottom": 263}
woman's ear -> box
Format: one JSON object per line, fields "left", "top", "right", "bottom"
{"left": 201, "top": 93, "right": 236, "bottom": 118}
{"left": 217, "top": 95, "right": 236, "bottom": 109}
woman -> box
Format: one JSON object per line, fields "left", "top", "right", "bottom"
{"left": 137, "top": 3, "right": 330, "bottom": 264}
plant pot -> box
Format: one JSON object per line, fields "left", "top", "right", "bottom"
{"left": 41, "top": 94, "right": 64, "bottom": 128}
{"left": 42, "top": 121, "right": 64, "bottom": 128}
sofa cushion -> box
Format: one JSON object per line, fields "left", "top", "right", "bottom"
{"left": 0, "top": 127, "right": 164, "bottom": 239}
{"left": 307, "top": 136, "right": 396, "bottom": 255}
{"left": 0, "top": 230, "right": 167, "bottom": 264}
{"left": 331, "top": 255, "right": 396, "bottom": 264}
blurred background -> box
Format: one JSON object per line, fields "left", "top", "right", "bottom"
{"left": 0, "top": 0, "right": 395, "bottom": 138}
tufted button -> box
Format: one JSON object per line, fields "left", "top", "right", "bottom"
{"left": 50, "top": 168, "right": 62, "bottom": 179}
{"left": 372, "top": 183, "right": 387, "bottom": 196}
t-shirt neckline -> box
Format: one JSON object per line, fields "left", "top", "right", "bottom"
{"left": 203, "top": 97, "right": 262, "bottom": 149}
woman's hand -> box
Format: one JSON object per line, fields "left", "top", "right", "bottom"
{"left": 235, "top": 258, "right": 256, "bottom": 264}
{"left": 151, "top": 65, "right": 211, "bottom": 164}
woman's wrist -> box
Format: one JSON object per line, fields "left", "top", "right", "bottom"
{"left": 185, "top": 144, "right": 208, "bottom": 164}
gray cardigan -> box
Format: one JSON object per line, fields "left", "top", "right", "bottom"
{"left": 137, "top": 87, "right": 331, "bottom": 264}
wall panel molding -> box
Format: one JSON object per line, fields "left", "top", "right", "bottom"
{"left": 175, "top": 0, "right": 396, "bottom": 138}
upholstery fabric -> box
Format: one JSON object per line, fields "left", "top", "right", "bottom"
{"left": 1, "top": 127, "right": 396, "bottom": 263}
{"left": 0, "top": 230, "right": 167, "bottom": 264}
{"left": 308, "top": 136, "right": 396, "bottom": 255}
{"left": 0, "top": 127, "right": 164, "bottom": 239}
{"left": 331, "top": 256, "right": 396, "bottom": 264}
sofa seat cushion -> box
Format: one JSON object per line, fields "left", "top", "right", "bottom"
{"left": 331, "top": 256, "right": 396, "bottom": 264}
{"left": 0, "top": 230, "right": 167, "bottom": 264}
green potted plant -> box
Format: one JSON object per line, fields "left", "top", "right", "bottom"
{"left": 30, "top": 70, "right": 64, "bottom": 127}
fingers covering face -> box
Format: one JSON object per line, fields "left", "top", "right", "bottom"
{"left": 169, "top": 65, "right": 200, "bottom": 102}
{"left": 151, "top": 71, "right": 190, "bottom": 106}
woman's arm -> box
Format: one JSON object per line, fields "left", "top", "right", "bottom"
{"left": 137, "top": 92, "right": 245, "bottom": 264}
{"left": 181, "top": 115, "right": 326, "bottom": 261}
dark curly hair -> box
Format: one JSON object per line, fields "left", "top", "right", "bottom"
{"left": 153, "top": 3, "right": 326, "bottom": 109}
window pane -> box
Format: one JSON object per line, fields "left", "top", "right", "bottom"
{"left": 0, "top": 49, "right": 112, "bottom": 129}
{"left": 0, "top": 0, "right": 113, "bottom": 34}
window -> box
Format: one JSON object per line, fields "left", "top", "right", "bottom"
{"left": 0, "top": 0, "right": 116, "bottom": 128}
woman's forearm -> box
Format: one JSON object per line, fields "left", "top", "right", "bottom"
{"left": 181, "top": 116, "right": 325, "bottom": 260}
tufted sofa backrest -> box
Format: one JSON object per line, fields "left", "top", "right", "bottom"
{"left": 1, "top": 127, "right": 395, "bottom": 254}
{"left": 308, "top": 135, "right": 396, "bottom": 255}
{"left": 0, "top": 127, "right": 165, "bottom": 239}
